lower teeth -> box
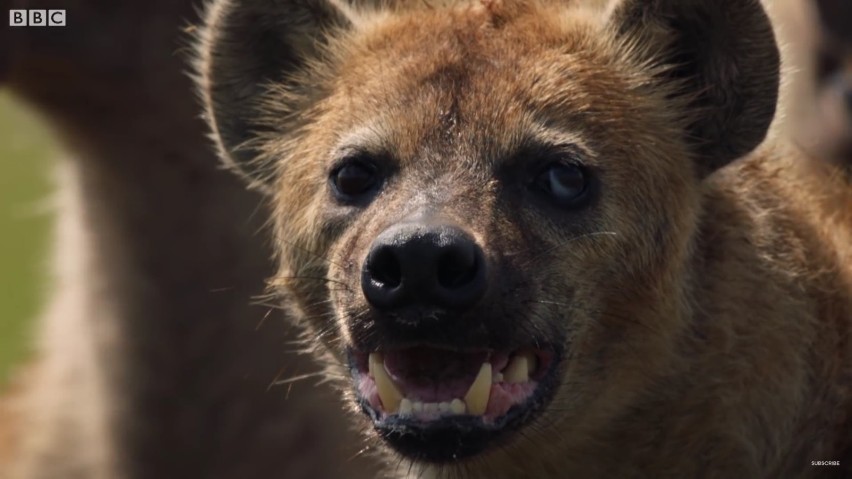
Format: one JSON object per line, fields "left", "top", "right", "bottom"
{"left": 397, "top": 398, "right": 468, "bottom": 417}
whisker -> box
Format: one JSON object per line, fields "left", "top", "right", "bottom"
{"left": 269, "top": 275, "right": 353, "bottom": 291}
{"left": 272, "top": 236, "right": 347, "bottom": 269}
{"left": 525, "top": 231, "right": 619, "bottom": 263}
{"left": 346, "top": 444, "right": 373, "bottom": 463}
{"left": 255, "top": 307, "right": 275, "bottom": 331}
{"left": 588, "top": 308, "right": 666, "bottom": 336}
{"left": 269, "top": 371, "right": 327, "bottom": 387}
{"left": 526, "top": 299, "right": 573, "bottom": 307}
{"left": 250, "top": 300, "right": 286, "bottom": 311}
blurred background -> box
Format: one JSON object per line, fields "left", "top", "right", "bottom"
{"left": 0, "top": 91, "right": 54, "bottom": 391}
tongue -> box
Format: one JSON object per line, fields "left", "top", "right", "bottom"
{"left": 383, "top": 347, "right": 488, "bottom": 402}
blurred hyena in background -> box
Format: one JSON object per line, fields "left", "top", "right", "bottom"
{"left": 771, "top": 0, "right": 852, "bottom": 171}
{"left": 0, "top": 1, "right": 377, "bottom": 478}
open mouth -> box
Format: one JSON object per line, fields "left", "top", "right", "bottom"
{"left": 349, "top": 345, "right": 560, "bottom": 462}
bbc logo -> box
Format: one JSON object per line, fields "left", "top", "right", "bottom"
{"left": 9, "top": 9, "right": 66, "bottom": 26}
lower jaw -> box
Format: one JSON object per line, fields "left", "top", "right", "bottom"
{"left": 360, "top": 388, "right": 558, "bottom": 462}
{"left": 366, "top": 407, "right": 526, "bottom": 462}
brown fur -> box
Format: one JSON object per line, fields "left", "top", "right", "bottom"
{"left": 197, "top": 0, "right": 852, "bottom": 477}
{"left": 0, "top": 1, "right": 377, "bottom": 477}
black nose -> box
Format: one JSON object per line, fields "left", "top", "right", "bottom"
{"left": 361, "top": 223, "right": 487, "bottom": 311}
{"left": 844, "top": 86, "right": 852, "bottom": 113}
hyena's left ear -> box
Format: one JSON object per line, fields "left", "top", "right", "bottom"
{"left": 196, "top": 0, "right": 354, "bottom": 189}
{"left": 609, "top": 0, "right": 780, "bottom": 176}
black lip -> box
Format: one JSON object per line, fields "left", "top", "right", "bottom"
{"left": 348, "top": 347, "right": 563, "bottom": 463}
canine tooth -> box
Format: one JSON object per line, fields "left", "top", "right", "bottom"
{"left": 527, "top": 352, "right": 539, "bottom": 374}
{"left": 505, "top": 352, "right": 536, "bottom": 384}
{"left": 504, "top": 356, "right": 528, "bottom": 384}
{"left": 399, "top": 398, "right": 413, "bottom": 416}
{"left": 412, "top": 401, "right": 424, "bottom": 413}
{"left": 368, "top": 353, "right": 381, "bottom": 377}
{"left": 438, "top": 402, "right": 451, "bottom": 414}
{"left": 464, "top": 363, "right": 492, "bottom": 415}
{"left": 450, "top": 398, "right": 466, "bottom": 415}
{"left": 371, "top": 355, "right": 402, "bottom": 412}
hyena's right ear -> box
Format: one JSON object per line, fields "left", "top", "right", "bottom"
{"left": 196, "top": 0, "right": 355, "bottom": 189}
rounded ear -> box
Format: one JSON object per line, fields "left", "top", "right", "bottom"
{"left": 609, "top": 0, "right": 781, "bottom": 176}
{"left": 196, "top": 0, "right": 354, "bottom": 188}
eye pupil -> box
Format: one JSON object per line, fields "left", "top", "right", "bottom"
{"left": 332, "top": 161, "right": 379, "bottom": 199}
{"left": 535, "top": 163, "right": 587, "bottom": 205}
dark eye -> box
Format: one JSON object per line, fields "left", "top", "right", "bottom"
{"left": 532, "top": 162, "right": 588, "bottom": 206}
{"left": 331, "top": 159, "right": 381, "bottom": 201}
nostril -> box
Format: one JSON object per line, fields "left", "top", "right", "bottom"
{"left": 362, "top": 244, "right": 405, "bottom": 310}
{"left": 436, "top": 247, "right": 478, "bottom": 290}
{"left": 364, "top": 223, "right": 487, "bottom": 312}
{"left": 368, "top": 247, "right": 402, "bottom": 288}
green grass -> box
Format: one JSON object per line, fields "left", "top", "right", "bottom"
{"left": 0, "top": 90, "right": 55, "bottom": 390}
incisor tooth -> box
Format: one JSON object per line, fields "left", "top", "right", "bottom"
{"left": 438, "top": 402, "right": 451, "bottom": 414}
{"left": 504, "top": 352, "right": 537, "bottom": 384}
{"left": 450, "top": 398, "right": 466, "bottom": 415}
{"left": 464, "top": 362, "right": 492, "bottom": 415}
{"left": 412, "top": 401, "right": 424, "bottom": 413}
{"left": 370, "top": 353, "right": 403, "bottom": 412}
{"left": 493, "top": 372, "right": 504, "bottom": 383}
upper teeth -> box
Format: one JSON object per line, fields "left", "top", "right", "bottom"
{"left": 369, "top": 353, "right": 403, "bottom": 413}
{"left": 367, "top": 351, "right": 536, "bottom": 417}
{"left": 464, "top": 362, "right": 491, "bottom": 415}
{"left": 504, "top": 351, "right": 537, "bottom": 384}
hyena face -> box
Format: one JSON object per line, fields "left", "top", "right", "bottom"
{"left": 277, "top": 9, "right": 701, "bottom": 460}
{"left": 198, "top": 0, "right": 778, "bottom": 467}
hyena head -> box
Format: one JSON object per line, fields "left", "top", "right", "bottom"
{"left": 197, "top": 0, "right": 779, "bottom": 470}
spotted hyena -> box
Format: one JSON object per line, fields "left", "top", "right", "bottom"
{"left": 196, "top": 0, "right": 852, "bottom": 477}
